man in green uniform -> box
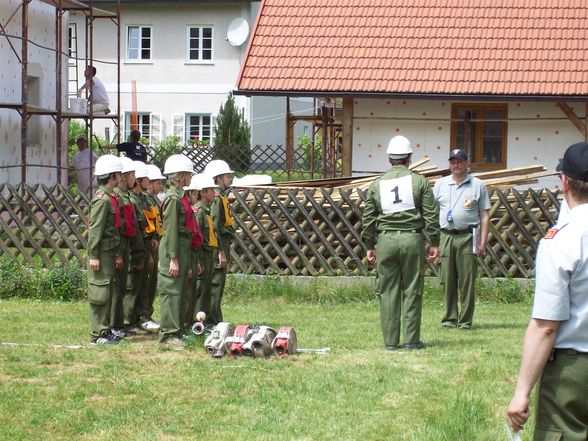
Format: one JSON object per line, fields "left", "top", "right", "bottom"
{"left": 433, "top": 149, "right": 490, "bottom": 330}
{"left": 362, "top": 135, "right": 440, "bottom": 351}
{"left": 87, "top": 155, "right": 124, "bottom": 345}
{"left": 203, "top": 160, "right": 233, "bottom": 325}
{"left": 158, "top": 154, "right": 195, "bottom": 345}
{"left": 111, "top": 157, "right": 145, "bottom": 338}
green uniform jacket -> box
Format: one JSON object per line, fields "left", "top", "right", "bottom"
{"left": 210, "top": 187, "right": 235, "bottom": 253}
{"left": 362, "top": 165, "right": 440, "bottom": 249}
{"left": 194, "top": 201, "right": 217, "bottom": 252}
{"left": 88, "top": 185, "right": 121, "bottom": 259}
{"left": 114, "top": 187, "right": 145, "bottom": 265}
{"left": 160, "top": 187, "right": 192, "bottom": 262}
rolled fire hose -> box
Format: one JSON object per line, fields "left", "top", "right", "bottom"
{"left": 226, "top": 324, "right": 252, "bottom": 356}
{"left": 242, "top": 326, "right": 276, "bottom": 357}
{"left": 271, "top": 326, "right": 297, "bottom": 356}
{"left": 204, "top": 322, "right": 234, "bottom": 358}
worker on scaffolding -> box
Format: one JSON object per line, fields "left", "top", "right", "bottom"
{"left": 77, "top": 65, "right": 110, "bottom": 115}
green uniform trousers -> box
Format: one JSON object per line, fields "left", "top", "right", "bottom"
{"left": 533, "top": 350, "right": 588, "bottom": 441}
{"left": 158, "top": 236, "right": 191, "bottom": 342}
{"left": 196, "top": 248, "right": 214, "bottom": 324}
{"left": 88, "top": 251, "right": 117, "bottom": 337}
{"left": 181, "top": 251, "right": 199, "bottom": 330}
{"left": 209, "top": 239, "right": 230, "bottom": 325}
{"left": 439, "top": 231, "right": 476, "bottom": 328}
{"left": 124, "top": 238, "right": 151, "bottom": 326}
{"left": 110, "top": 238, "right": 129, "bottom": 329}
{"left": 141, "top": 245, "right": 159, "bottom": 323}
{"left": 135, "top": 238, "right": 156, "bottom": 324}
{"left": 376, "top": 231, "right": 425, "bottom": 347}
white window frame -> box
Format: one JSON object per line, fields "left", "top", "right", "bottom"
{"left": 67, "top": 24, "right": 77, "bottom": 65}
{"left": 123, "top": 112, "right": 162, "bottom": 144}
{"left": 126, "top": 25, "right": 153, "bottom": 63}
{"left": 185, "top": 113, "right": 214, "bottom": 145}
{"left": 185, "top": 25, "right": 214, "bottom": 64}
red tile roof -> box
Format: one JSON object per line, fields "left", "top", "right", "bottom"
{"left": 237, "top": 0, "right": 588, "bottom": 97}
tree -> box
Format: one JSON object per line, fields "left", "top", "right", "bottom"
{"left": 213, "top": 93, "right": 251, "bottom": 173}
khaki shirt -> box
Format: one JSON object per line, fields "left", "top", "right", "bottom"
{"left": 433, "top": 174, "right": 491, "bottom": 230}
{"left": 362, "top": 165, "right": 440, "bottom": 249}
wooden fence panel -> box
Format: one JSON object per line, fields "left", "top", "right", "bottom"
{"left": 0, "top": 184, "right": 560, "bottom": 278}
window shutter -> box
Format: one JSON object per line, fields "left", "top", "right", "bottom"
{"left": 210, "top": 115, "right": 216, "bottom": 146}
{"left": 150, "top": 113, "right": 162, "bottom": 143}
{"left": 173, "top": 114, "right": 185, "bottom": 143}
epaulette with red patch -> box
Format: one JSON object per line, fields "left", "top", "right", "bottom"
{"left": 214, "top": 191, "right": 221, "bottom": 196}
{"left": 95, "top": 190, "right": 107, "bottom": 199}
{"left": 544, "top": 228, "right": 559, "bottom": 239}
{"left": 192, "top": 206, "right": 200, "bottom": 213}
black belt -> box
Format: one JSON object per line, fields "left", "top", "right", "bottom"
{"left": 550, "top": 348, "right": 588, "bottom": 361}
{"left": 441, "top": 228, "right": 473, "bottom": 235}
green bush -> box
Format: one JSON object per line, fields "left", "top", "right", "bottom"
{"left": 39, "top": 262, "right": 87, "bottom": 302}
{"left": 0, "top": 257, "right": 37, "bottom": 300}
{"left": 477, "top": 277, "right": 534, "bottom": 304}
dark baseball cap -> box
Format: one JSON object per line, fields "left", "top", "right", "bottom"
{"left": 560, "top": 142, "right": 588, "bottom": 182}
{"left": 449, "top": 149, "right": 468, "bottom": 161}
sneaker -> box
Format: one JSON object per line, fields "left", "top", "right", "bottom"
{"left": 161, "top": 336, "right": 185, "bottom": 346}
{"left": 90, "top": 330, "right": 120, "bottom": 345}
{"left": 441, "top": 322, "right": 456, "bottom": 329}
{"left": 111, "top": 328, "right": 131, "bottom": 338}
{"left": 141, "top": 320, "right": 160, "bottom": 332}
{"left": 129, "top": 325, "right": 149, "bottom": 335}
{"left": 385, "top": 345, "right": 399, "bottom": 351}
{"left": 403, "top": 341, "right": 426, "bottom": 350}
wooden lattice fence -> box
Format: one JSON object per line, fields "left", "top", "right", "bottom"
{"left": 0, "top": 184, "right": 561, "bottom": 278}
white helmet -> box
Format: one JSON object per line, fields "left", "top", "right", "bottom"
{"left": 184, "top": 173, "right": 216, "bottom": 191}
{"left": 133, "top": 161, "right": 149, "bottom": 179}
{"left": 146, "top": 164, "right": 166, "bottom": 181}
{"left": 386, "top": 135, "right": 413, "bottom": 158}
{"left": 163, "top": 154, "right": 194, "bottom": 175}
{"left": 119, "top": 157, "right": 136, "bottom": 174}
{"left": 94, "top": 155, "right": 122, "bottom": 178}
{"left": 204, "top": 159, "right": 234, "bottom": 178}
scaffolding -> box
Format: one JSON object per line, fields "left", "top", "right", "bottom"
{"left": 0, "top": 0, "right": 121, "bottom": 186}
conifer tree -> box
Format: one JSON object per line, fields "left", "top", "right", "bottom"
{"left": 213, "top": 93, "right": 251, "bottom": 172}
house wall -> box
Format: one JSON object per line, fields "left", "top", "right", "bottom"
{"left": 353, "top": 98, "right": 583, "bottom": 189}
{"left": 0, "top": 0, "right": 68, "bottom": 185}
{"left": 69, "top": 2, "right": 276, "bottom": 150}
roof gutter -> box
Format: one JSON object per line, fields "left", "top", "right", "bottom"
{"left": 233, "top": 89, "right": 588, "bottom": 102}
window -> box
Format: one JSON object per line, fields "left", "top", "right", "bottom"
{"left": 173, "top": 114, "right": 213, "bottom": 144}
{"left": 186, "top": 26, "right": 213, "bottom": 62}
{"left": 123, "top": 112, "right": 161, "bottom": 143}
{"left": 67, "top": 24, "right": 77, "bottom": 65}
{"left": 451, "top": 103, "right": 508, "bottom": 171}
{"left": 127, "top": 26, "right": 152, "bottom": 61}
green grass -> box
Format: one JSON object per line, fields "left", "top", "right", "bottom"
{"left": 0, "top": 283, "right": 534, "bottom": 441}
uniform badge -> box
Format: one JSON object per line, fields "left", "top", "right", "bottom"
{"left": 544, "top": 228, "right": 559, "bottom": 239}
{"left": 463, "top": 198, "right": 472, "bottom": 208}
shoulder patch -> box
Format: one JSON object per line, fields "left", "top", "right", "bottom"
{"left": 544, "top": 228, "right": 559, "bottom": 239}
{"left": 192, "top": 206, "right": 200, "bottom": 213}
{"left": 95, "top": 190, "right": 107, "bottom": 199}
{"left": 214, "top": 191, "right": 221, "bottom": 196}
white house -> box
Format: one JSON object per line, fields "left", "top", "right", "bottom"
{"left": 69, "top": 0, "right": 308, "bottom": 152}
{"left": 235, "top": 0, "right": 588, "bottom": 189}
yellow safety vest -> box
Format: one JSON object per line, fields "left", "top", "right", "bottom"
{"left": 143, "top": 205, "right": 163, "bottom": 235}
{"left": 207, "top": 214, "right": 218, "bottom": 247}
{"left": 220, "top": 195, "right": 234, "bottom": 228}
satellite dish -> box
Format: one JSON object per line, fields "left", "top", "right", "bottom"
{"left": 227, "top": 18, "right": 249, "bottom": 47}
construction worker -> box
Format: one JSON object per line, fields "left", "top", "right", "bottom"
{"left": 362, "top": 135, "right": 440, "bottom": 351}
{"left": 142, "top": 164, "right": 166, "bottom": 330}
{"left": 158, "top": 154, "right": 195, "bottom": 345}
{"left": 111, "top": 157, "right": 145, "bottom": 338}
{"left": 507, "top": 141, "right": 588, "bottom": 439}
{"left": 186, "top": 173, "right": 216, "bottom": 327}
{"left": 87, "top": 154, "right": 123, "bottom": 344}
{"left": 203, "top": 160, "right": 234, "bottom": 325}
{"left": 433, "top": 149, "right": 490, "bottom": 330}
{"left": 124, "top": 161, "right": 152, "bottom": 334}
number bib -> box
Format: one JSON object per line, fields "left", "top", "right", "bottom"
{"left": 379, "top": 175, "right": 415, "bottom": 214}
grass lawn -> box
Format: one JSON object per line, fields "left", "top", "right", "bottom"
{"left": 0, "top": 284, "right": 534, "bottom": 441}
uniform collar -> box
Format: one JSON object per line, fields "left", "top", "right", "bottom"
{"left": 168, "top": 185, "right": 184, "bottom": 197}
{"left": 569, "top": 203, "right": 588, "bottom": 220}
{"left": 100, "top": 185, "right": 115, "bottom": 195}
{"left": 390, "top": 164, "right": 409, "bottom": 171}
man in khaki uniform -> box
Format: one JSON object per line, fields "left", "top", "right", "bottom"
{"left": 87, "top": 155, "right": 123, "bottom": 344}
{"left": 507, "top": 142, "right": 588, "bottom": 441}
{"left": 362, "top": 135, "right": 440, "bottom": 351}
{"left": 433, "top": 149, "right": 490, "bottom": 330}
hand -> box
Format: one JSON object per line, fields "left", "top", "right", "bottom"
{"left": 196, "top": 263, "right": 204, "bottom": 276}
{"left": 114, "top": 255, "right": 123, "bottom": 269}
{"left": 134, "top": 262, "right": 144, "bottom": 271}
{"left": 169, "top": 258, "right": 179, "bottom": 277}
{"left": 507, "top": 392, "right": 530, "bottom": 433}
{"left": 367, "top": 249, "right": 376, "bottom": 264}
{"left": 427, "top": 246, "right": 440, "bottom": 262}
{"left": 147, "top": 255, "right": 154, "bottom": 270}
{"left": 188, "top": 268, "right": 193, "bottom": 280}
{"left": 89, "top": 258, "right": 100, "bottom": 271}
{"left": 151, "top": 238, "right": 158, "bottom": 250}
{"left": 218, "top": 252, "right": 228, "bottom": 269}
{"left": 476, "top": 243, "right": 486, "bottom": 256}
